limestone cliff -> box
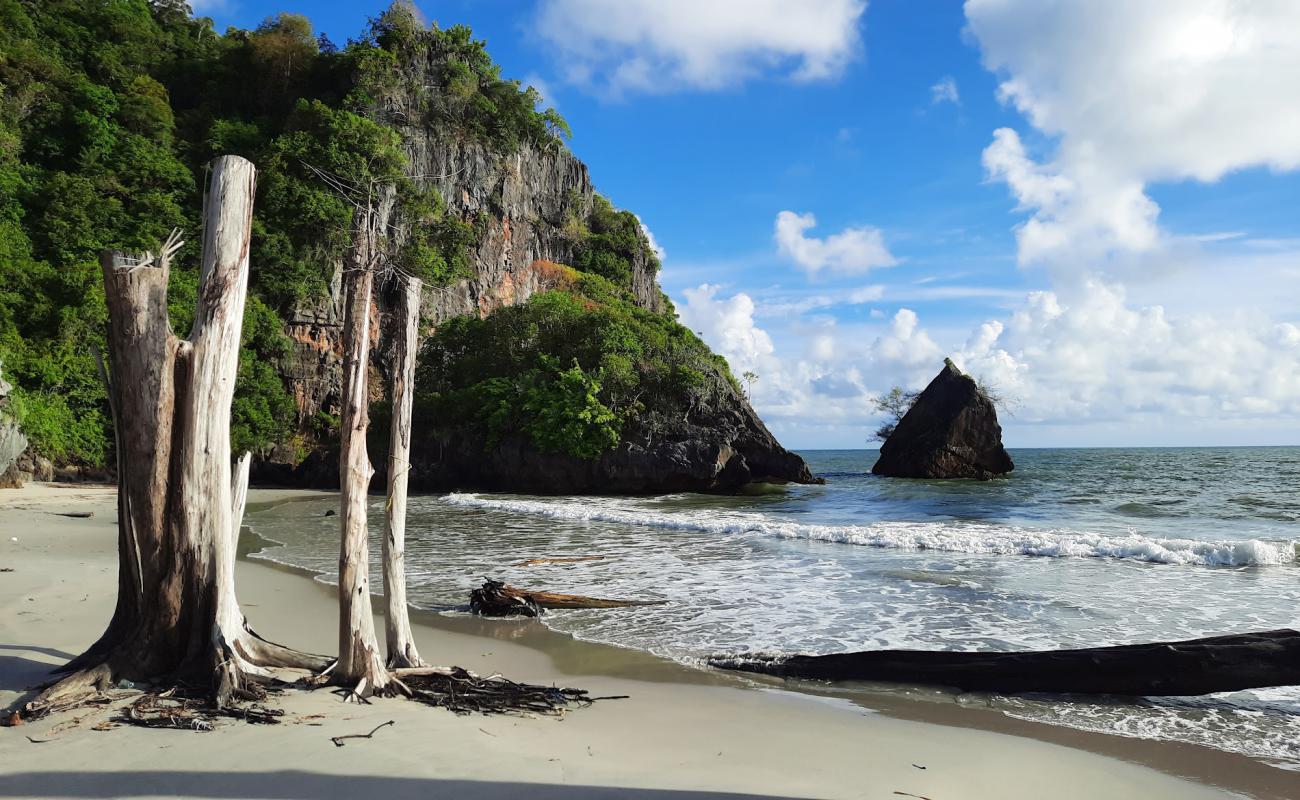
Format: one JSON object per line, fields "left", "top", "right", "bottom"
{"left": 257, "top": 42, "right": 812, "bottom": 494}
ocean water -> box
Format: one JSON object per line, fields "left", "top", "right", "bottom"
{"left": 247, "top": 447, "right": 1300, "bottom": 769}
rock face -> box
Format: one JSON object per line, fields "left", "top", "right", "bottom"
{"left": 272, "top": 139, "right": 638, "bottom": 446}
{"left": 871, "top": 362, "right": 1013, "bottom": 480}
{"left": 412, "top": 390, "right": 819, "bottom": 495}
{"left": 0, "top": 366, "right": 27, "bottom": 489}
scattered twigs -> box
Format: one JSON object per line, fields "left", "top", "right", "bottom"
{"left": 400, "top": 666, "right": 622, "bottom": 717}
{"left": 116, "top": 695, "right": 215, "bottom": 731}
{"left": 469, "top": 578, "right": 666, "bottom": 617}
{"left": 331, "top": 719, "right": 395, "bottom": 747}
{"left": 49, "top": 511, "right": 93, "bottom": 519}
{"left": 106, "top": 688, "right": 284, "bottom": 732}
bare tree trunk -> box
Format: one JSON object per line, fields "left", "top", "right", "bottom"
{"left": 24, "top": 156, "right": 322, "bottom": 718}
{"left": 335, "top": 204, "right": 391, "bottom": 697}
{"left": 383, "top": 274, "right": 424, "bottom": 668}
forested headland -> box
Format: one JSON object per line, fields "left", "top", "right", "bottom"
{"left": 0, "top": 0, "right": 813, "bottom": 493}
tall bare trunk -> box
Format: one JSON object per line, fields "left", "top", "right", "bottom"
{"left": 383, "top": 274, "right": 423, "bottom": 668}
{"left": 25, "top": 156, "right": 324, "bottom": 718}
{"left": 335, "top": 204, "right": 390, "bottom": 696}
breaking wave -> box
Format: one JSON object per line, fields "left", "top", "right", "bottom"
{"left": 442, "top": 493, "right": 1298, "bottom": 568}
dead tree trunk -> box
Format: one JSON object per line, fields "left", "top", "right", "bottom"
{"left": 382, "top": 274, "right": 424, "bottom": 668}
{"left": 335, "top": 203, "right": 391, "bottom": 697}
{"left": 710, "top": 629, "right": 1300, "bottom": 697}
{"left": 24, "top": 156, "right": 323, "bottom": 718}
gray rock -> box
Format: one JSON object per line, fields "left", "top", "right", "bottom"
{"left": 0, "top": 363, "right": 28, "bottom": 488}
{"left": 871, "top": 361, "right": 1013, "bottom": 480}
{"left": 14, "top": 450, "right": 53, "bottom": 482}
{"left": 411, "top": 392, "right": 819, "bottom": 495}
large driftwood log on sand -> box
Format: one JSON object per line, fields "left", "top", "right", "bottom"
{"left": 710, "top": 629, "right": 1300, "bottom": 697}
{"left": 470, "top": 579, "right": 667, "bottom": 617}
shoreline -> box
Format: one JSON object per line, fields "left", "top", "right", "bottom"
{"left": 0, "top": 483, "right": 1290, "bottom": 799}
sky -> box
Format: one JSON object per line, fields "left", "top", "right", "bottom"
{"left": 193, "top": 0, "right": 1300, "bottom": 449}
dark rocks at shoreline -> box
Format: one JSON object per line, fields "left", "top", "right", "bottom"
{"left": 409, "top": 398, "right": 820, "bottom": 495}
{"left": 872, "top": 360, "right": 1013, "bottom": 480}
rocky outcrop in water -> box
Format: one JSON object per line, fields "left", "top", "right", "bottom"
{"left": 871, "top": 361, "right": 1013, "bottom": 480}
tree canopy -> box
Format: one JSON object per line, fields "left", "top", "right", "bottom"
{"left": 0, "top": 0, "right": 569, "bottom": 466}
{"left": 418, "top": 271, "right": 736, "bottom": 461}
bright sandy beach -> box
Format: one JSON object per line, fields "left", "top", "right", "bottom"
{"left": 1, "top": 484, "right": 1293, "bottom": 800}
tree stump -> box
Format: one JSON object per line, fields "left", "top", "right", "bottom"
{"left": 24, "top": 156, "right": 325, "bottom": 719}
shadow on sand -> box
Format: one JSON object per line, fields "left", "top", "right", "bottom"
{"left": 0, "top": 771, "right": 814, "bottom": 800}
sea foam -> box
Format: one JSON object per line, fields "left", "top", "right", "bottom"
{"left": 442, "top": 493, "right": 1297, "bottom": 567}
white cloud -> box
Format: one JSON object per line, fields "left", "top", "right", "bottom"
{"left": 930, "top": 75, "right": 960, "bottom": 105}
{"left": 635, "top": 215, "right": 666, "bottom": 261}
{"left": 870, "top": 308, "right": 942, "bottom": 367}
{"left": 676, "top": 284, "right": 953, "bottom": 438}
{"left": 775, "top": 210, "right": 897, "bottom": 275}
{"left": 967, "top": 0, "right": 1300, "bottom": 267}
{"left": 677, "top": 285, "right": 775, "bottom": 376}
{"left": 536, "top": 0, "right": 866, "bottom": 94}
{"left": 954, "top": 279, "right": 1300, "bottom": 424}
{"left": 674, "top": 275, "right": 1300, "bottom": 447}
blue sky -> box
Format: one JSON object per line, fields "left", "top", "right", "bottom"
{"left": 194, "top": 0, "right": 1300, "bottom": 449}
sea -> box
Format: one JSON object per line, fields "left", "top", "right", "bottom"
{"left": 246, "top": 447, "right": 1300, "bottom": 770}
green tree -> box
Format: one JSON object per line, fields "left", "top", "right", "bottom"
{"left": 871, "top": 386, "right": 920, "bottom": 442}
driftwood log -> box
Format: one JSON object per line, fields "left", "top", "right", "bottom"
{"left": 710, "top": 629, "right": 1300, "bottom": 696}
{"left": 469, "top": 579, "right": 666, "bottom": 617}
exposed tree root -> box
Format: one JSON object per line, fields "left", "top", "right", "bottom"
{"left": 21, "top": 664, "right": 116, "bottom": 720}
{"left": 16, "top": 659, "right": 619, "bottom": 732}
{"left": 20, "top": 626, "right": 329, "bottom": 722}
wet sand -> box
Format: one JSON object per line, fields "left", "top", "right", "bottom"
{"left": 0, "top": 483, "right": 1287, "bottom": 799}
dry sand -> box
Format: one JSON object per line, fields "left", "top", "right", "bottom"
{"left": 0, "top": 483, "right": 1288, "bottom": 799}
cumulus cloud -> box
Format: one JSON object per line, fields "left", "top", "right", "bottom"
{"left": 635, "top": 215, "right": 666, "bottom": 261}
{"left": 676, "top": 284, "right": 957, "bottom": 437}
{"left": 930, "top": 75, "right": 959, "bottom": 105}
{"left": 672, "top": 276, "right": 1300, "bottom": 446}
{"left": 775, "top": 210, "right": 897, "bottom": 275}
{"left": 536, "top": 0, "right": 866, "bottom": 94}
{"left": 954, "top": 280, "right": 1300, "bottom": 424}
{"left": 966, "top": 0, "right": 1300, "bottom": 267}
{"left": 677, "top": 285, "right": 775, "bottom": 375}
{"left": 871, "top": 309, "right": 942, "bottom": 367}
